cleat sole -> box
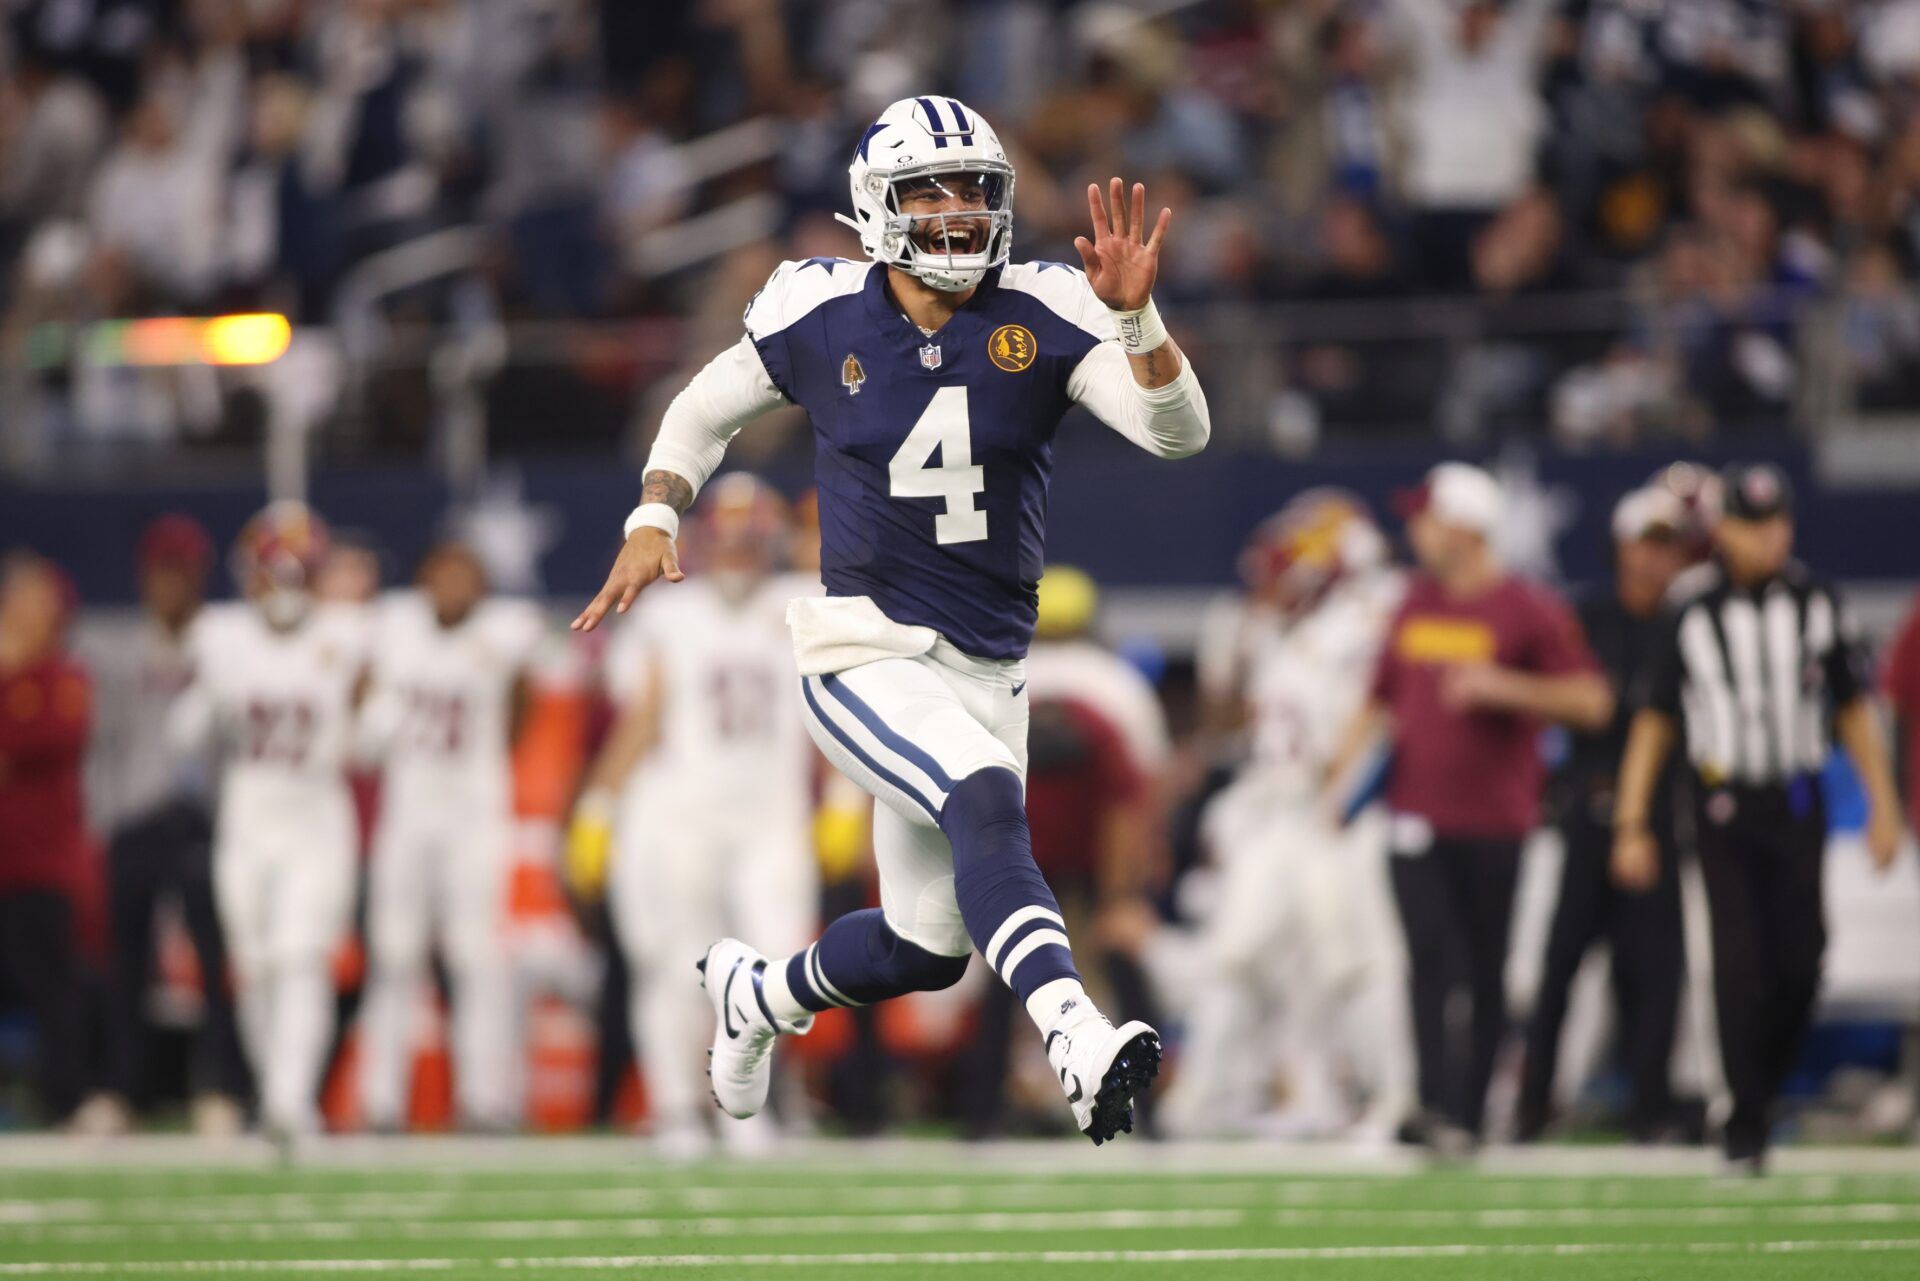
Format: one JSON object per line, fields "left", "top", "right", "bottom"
{"left": 1082, "top": 1031, "right": 1161, "bottom": 1146}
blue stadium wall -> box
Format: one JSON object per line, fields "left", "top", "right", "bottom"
{"left": 4, "top": 441, "right": 1915, "bottom": 605}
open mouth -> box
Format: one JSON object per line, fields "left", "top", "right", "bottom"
{"left": 922, "top": 223, "right": 983, "bottom": 256}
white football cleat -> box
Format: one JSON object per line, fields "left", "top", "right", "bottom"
{"left": 1045, "top": 1010, "right": 1161, "bottom": 1145}
{"left": 697, "top": 938, "right": 811, "bottom": 1120}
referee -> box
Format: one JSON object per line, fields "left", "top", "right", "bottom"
{"left": 1611, "top": 463, "right": 1903, "bottom": 1173}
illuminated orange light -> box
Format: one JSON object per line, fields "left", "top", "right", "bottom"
{"left": 123, "top": 318, "right": 199, "bottom": 366}
{"left": 200, "top": 313, "right": 292, "bottom": 365}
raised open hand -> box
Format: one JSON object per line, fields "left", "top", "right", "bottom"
{"left": 1073, "top": 177, "right": 1170, "bottom": 312}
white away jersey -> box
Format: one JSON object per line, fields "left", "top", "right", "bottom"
{"left": 605, "top": 576, "right": 816, "bottom": 812}
{"left": 175, "top": 602, "right": 372, "bottom": 807}
{"left": 1243, "top": 571, "right": 1404, "bottom": 793}
{"left": 363, "top": 593, "right": 545, "bottom": 804}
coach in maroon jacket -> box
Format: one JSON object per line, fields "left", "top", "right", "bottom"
{"left": 0, "top": 551, "right": 93, "bottom": 1123}
{"left": 1328, "top": 464, "right": 1612, "bottom": 1154}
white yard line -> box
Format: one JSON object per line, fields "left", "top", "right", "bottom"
{"left": 10, "top": 1135, "right": 1920, "bottom": 1178}
{"left": 9, "top": 1172, "right": 1920, "bottom": 1225}
{"left": 0, "top": 1208, "right": 1245, "bottom": 1245}
{"left": 13, "top": 1201, "right": 1920, "bottom": 1245}
{"left": 5, "top": 1239, "right": 1920, "bottom": 1273}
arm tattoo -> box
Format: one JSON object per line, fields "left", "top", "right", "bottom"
{"left": 640, "top": 469, "right": 694, "bottom": 514}
{"left": 1129, "top": 341, "right": 1179, "bottom": 389}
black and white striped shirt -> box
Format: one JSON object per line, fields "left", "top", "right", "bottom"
{"left": 1637, "top": 561, "right": 1871, "bottom": 787}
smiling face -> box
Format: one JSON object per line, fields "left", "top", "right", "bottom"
{"left": 893, "top": 169, "right": 1000, "bottom": 259}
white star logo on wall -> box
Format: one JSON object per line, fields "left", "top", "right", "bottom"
{"left": 448, "top": 469, "right": 562, "bottom": 595}
{"left": 1490, "top": 444, "right": 1577, "bottom": 581}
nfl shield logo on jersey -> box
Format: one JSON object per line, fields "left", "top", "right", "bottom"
{"left": 919, "top": 343, "right": 943, "bottom": 370}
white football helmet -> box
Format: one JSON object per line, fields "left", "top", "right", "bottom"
{"left": 836, "top": 96, "right": 1014, "bottom": 292}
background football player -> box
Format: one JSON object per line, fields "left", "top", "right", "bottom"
{"left": 356, "top": 540, "right": 544, "bottom": 1132}
{"left": 574, "top": 95, "right": 1210, "bottom": 1144}
{"left": 570, "top": 474, "right": 817, "bottom": 1154}
{"left": 168, "top": 503, "right": 369, "bottom": 1140}
{"left": 1130, "top": 492, "right": 1411, "bottom": 1140}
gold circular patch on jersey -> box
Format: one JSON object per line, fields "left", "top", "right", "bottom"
{"left": 988, "top": 324, "right": 1037, "bottom": 373}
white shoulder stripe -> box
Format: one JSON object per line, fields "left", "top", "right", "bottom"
{"left": 997, "top": 262, "right": 1117, "bottom": 343}
{"left": 744, "top": 259, "right": 873, "bottom": 340}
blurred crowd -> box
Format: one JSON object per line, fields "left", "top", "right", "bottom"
{"left": 4, "top": 459, "right": 1919, "bottom": 1161}
{"left": 12, "top": 1, "right": 1920, "bottom": 455}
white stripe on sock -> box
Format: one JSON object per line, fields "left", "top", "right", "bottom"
{"left": 809, "top": 945, "right": 858, "bottom": 1009}
{"left": 984, "top": 907, "right": 1065, "bottom": 973}
{"left": 998, "top": 930, "right": 1072, "bottom": 986}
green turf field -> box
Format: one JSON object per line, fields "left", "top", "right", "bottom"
{"left": 4, "top": 1139, "right": 1920, "bottom": 1279}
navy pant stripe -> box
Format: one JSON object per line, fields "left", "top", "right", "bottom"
{"left": 801, "top": 677, "right": 941, "bottom": 820}
{"left": 821, "top": 672, "right": 956, "bottom": 791}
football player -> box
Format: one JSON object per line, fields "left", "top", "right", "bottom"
{"left": 168, "top": 503, "right": 369, "bottom": 1139}
{"left": 575, "top": 96, "right": 1210, "bottom": 1143}
{"left": 1154, "top": 491, "right": 1412, "bottom": 1139}
{"left": 570, "top": 474, "right": 817, "bottom": 1153}
{"left": 356, "top": 541, "right": 544, "bottom": 1132}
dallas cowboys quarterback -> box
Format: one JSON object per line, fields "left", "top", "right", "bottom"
{"left": 573, "top": 95, "right": 1210, "bottom": 1144}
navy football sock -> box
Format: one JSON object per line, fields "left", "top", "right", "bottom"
{"left": 940, "top": 768, "right": 1085, "bottom": 1025}
{"left": 766, "top": 909, "right": 970, "bottom": 1019}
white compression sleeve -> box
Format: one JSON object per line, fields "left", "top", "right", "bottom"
{"left": 642, "top": 335, "right": 789, "bottom": 496}
{"left": 1066, "top": 341, "right": 1212, "bottom": 459}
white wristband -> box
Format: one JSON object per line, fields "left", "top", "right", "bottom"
{"left": 623, "top": 503, "right": 680, "bottom": 541}
{"left": 1109, "top": 298, "right": 1169, "bottom": 355}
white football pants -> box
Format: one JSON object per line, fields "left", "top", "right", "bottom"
{"left": 610, "top": 781, "right": 816, "bottom": 1132}
{"left": 794, "top": 639, "right": 1029, "bottom": 958}
{"left": 213, "top": 788, "right": 356, "bottom": 1136}
{"left": 359, "top": 805, "right": 518, "bottom": 1130}
{"left": 1158, "top": 778, "right": 1412, "bottom": 1137}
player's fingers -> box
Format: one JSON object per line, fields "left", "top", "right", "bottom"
{"left": 1085, "top": 183, "right": 1109, "bottom": 239}
{"left": 615, "top": 578, "right": 641, "bottom": 614}
{"left": 1108, "top": 177, "right": 1127, "bottom": 239}
{"left": 661, "top": 542, "right": 685, "bottom": 583}
{"left": 1130, "top": 183, "right": 1146, "bottom": 243}
{"left": 1072, "top": 235, "right": 1097, "bottom": 273}
{"left": 571, "top": 589, "right": 611, "bottom": 632}
{"left": 1146, "top": 206, "right": 1171, "bottom": 253}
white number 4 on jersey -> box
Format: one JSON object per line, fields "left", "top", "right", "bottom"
{"left": 889, "top": 387, "right": 987, "bottom": 544}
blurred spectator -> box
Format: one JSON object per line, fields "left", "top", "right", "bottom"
{"left": 0, "top": 551, "right": 93, "bottom": 1124}
{"left": 0, "top": 54, "right": 109, "bottom": 273}
{"left": 85, "top": 516, "right": 248, "bottom": 1135}
{"left": 85, "top": 40, "right": 245, "bottom": 309}
{"left": 1388, "top": 0, "right": 1555, "bottom": 290}
{"left": 6, "top": 0, "right": 1920, "bottom": 461}
{"left": 1325, "top": 462, "right": 1610, "bottom": 1155}
{"left": 1838, "top": 240, "right": 1920, "bottom": 409}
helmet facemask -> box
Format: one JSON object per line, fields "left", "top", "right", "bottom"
{"left": 871, "top": 162, "right": 1013, "bottom": 292}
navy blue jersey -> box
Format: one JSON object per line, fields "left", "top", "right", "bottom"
{"left": 745, "top": 258, "right": 1113, "bottom": 659}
